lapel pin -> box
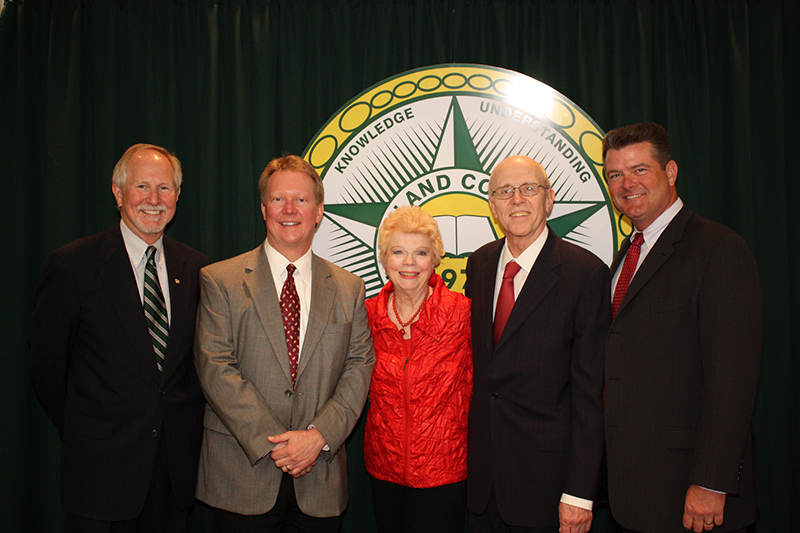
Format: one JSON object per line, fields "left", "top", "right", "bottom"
{"left": 174, "top": 279, "right": 180, "bottom": 284}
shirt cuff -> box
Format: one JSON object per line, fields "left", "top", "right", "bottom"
{"left": 560, "top": 493, "right": 593, "bottom": 511}
{"left": 307, "top": 424, "right": 330, "bottom": 451}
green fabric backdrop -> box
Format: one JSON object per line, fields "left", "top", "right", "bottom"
{"left": 1, "top": 0, "right": 797, "bottom": 531}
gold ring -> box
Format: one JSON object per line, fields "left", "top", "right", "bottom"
{"left": 704, "top": 520, "right": 714, "bottom": 526}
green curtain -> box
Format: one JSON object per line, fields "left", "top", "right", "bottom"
{"left": 1, "top": 0, "right": 797, "bottom": 531}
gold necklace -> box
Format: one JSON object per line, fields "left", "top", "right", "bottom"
{"left": 391, "top": 289, "right": 429, "bottom": 336}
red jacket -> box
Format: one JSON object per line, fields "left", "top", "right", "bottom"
{"left": 364, "top": 273, "right": 472, "bottom": 488}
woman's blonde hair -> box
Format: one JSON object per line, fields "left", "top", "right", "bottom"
{"left": 377, "top": 206, "right": 445, "bottom": 268}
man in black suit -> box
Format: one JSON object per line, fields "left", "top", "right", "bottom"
{"left": 602, "top": 123, "right": 762, "bottom": 533}
{"left": 30, "top": 144, "right": 209, "bottom": 532}
{"left": 464, "top": 155, "right": 609, "bottom": 533}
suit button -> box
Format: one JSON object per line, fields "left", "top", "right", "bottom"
{"left": 491, "top": 393, "right": 498, "bottom": 400}
{"left": 285, "top": 390, "right": 293, "bottom": 398}
{"left": 159, "top": 390, "right": 166, "bottom": 396}
{"left": 151, "top": 429, "right": 159, "bottom": 438}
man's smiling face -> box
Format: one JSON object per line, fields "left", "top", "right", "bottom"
{"left": 112, "top": 149, "right": 180, "bottom": 245}
{"left": 488, "top": 156, "right": 555, "bottom": 255}
{"left": 605, "top": 141, "right": 678, "bottom": 232}
{"left": 261, "top": 170, "right": 324, "bottom": 262}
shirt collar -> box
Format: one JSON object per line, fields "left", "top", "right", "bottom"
{"left": 120, "top": 219, "right": 164, "bottom": 267}
{"left": 500, "top": 225, "right": 549, "bottom": 274}
{"left": 634, "top": 198, "right": 684, "bottom": 246}
{"left": 264, "top": 241, "right": 313, "bottom": 283}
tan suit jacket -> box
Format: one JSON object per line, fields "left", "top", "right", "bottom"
{"left": 194, "top": 243, "right": 375, "bottom": 517}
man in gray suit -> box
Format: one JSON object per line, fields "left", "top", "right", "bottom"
{"left": 194, "top": 155, "right": 375, "bottom": 532}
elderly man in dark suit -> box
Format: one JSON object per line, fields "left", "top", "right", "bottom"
{"left": 602, "top": 122, "right": 762, "bottom": 533}
{"left": 464, "top": 155, "right": 609, "bottom": 533}
{"left": 193, "top": 155, "right": 375, "bottom": 532}
{"left": 30, "top": 144, "right": 209, "bottom": 532}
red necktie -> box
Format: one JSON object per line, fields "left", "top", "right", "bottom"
{"left": 494, "top": 260, "right": 521, "bottom": 347}
{"left": 280, "top": 264, "right": 300, "bottom": 387}
{"left": 612, "top": 232, "right": 644, "bottom": 320}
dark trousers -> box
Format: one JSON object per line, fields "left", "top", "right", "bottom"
{"left": 468, "top": 486, "right": 558, "bottom": 533}
{"left": 370, "top": 475, "right": 467, "bottom": 533}
{"left": 61, "top": 433, "right": 187, "bottom": 533}
{"left": 213, "top": 472, "right": 342, "bottom": 533}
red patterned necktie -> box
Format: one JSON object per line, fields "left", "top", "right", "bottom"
{"left": 280, "top": 264, "right": 300, "bottom": 387}
{"left": 612, "top": 232, "right": 644, "bottom": 320}
{"left": 494, "top": 260, "right": 521, "bottom": 347}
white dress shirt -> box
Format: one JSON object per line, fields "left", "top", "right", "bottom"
{"left": 492, "top": 227, "right": 549, "bottom": 317}
{"left": 264, "top": 241, "right": 313, "bottom": 361}
{"left": 120, "top": 220, "right": 172, "bottom": 323}
{"left": 612, "top": 198, "right": 684, "bottom": 293}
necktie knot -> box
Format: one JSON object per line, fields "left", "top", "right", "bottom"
{"left": 503, "top": 260, "right": 521, "bottom": 280}
{"left": 286, "top": 263, "right": 297, "bottom": 277}
{"left": 631, "top": 232, "right": 644, "bottom": 247}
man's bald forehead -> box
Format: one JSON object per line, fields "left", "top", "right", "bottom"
{"left": 490, "top": 155, "right": 547, "bottom": 188}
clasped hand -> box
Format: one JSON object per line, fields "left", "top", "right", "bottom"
{"left": 268, "top": 427, "right": 326, "bottom": 478}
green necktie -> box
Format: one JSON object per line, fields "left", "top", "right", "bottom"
{"left": 144, "top": 246, "right": 169, "bottom": 372}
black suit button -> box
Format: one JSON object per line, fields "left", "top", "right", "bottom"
{"left": 491, "top": 393, "right": 499, "bottom": 400}
{"left": 285, "top": 390, "right": 293, "bottom": 398}
{"left": 151, "top": 429, "right": 159, "bottom": 438}
{"left": 159, "top": 390, "right": 166, "bottom": 396}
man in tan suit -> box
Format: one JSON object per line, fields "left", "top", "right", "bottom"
{"left": 194, "top": 155, "right": 375, "bottom": 532}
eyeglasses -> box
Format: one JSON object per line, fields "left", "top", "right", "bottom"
{"left": 490, "top": 183, "right": 549, "bottom": 200}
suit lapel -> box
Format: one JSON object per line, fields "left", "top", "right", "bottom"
{"left": 97, "top": 225, "right": 160, "bottom": 381}
{"left": 614, "top": 206, "right": 693, "bottom": 321}
{"left": 160, "top": 237, "right": 187, "bottom": 378}
{"left": 496, "top": 230, "right": 560, "bottom": 350}
{"left": 297, "top": 254, "right": 336, "bottom": 379}
{"left": 475, "top": 240, "right": 503, "bottom": 356}
{"left": 610, "top": 238, "right": 631, "bottom": 275}
{"left": 243, "top": 246, "right": 294, "bottom": 383}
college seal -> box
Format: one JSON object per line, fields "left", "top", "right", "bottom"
{"left": 303, "top": 64, "right": 621, "bottom": 296}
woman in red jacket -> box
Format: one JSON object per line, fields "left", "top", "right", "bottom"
{"left": 365, "top": 205, "right": 473, "bottom": 533}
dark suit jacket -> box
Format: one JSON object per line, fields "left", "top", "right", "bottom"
{"left": 464, "top": 228, "right": 610, "bottom": 528}
{"left": 29, "top": 223, "right": 209, "bottom": 521}
{"left": 605, "top": 206, "right": 762, "bottom": 532}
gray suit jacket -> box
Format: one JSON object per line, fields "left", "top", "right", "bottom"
{"left": 194, "top": 243, "right": 375, "bottom": 517}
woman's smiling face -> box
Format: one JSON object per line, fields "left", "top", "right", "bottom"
{"left": 384, "top": 232, "right": 434, "bottom": 297}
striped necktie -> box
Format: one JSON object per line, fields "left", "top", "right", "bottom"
{"left": 144, "top": 246, "right": 169, "bottom": 372}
